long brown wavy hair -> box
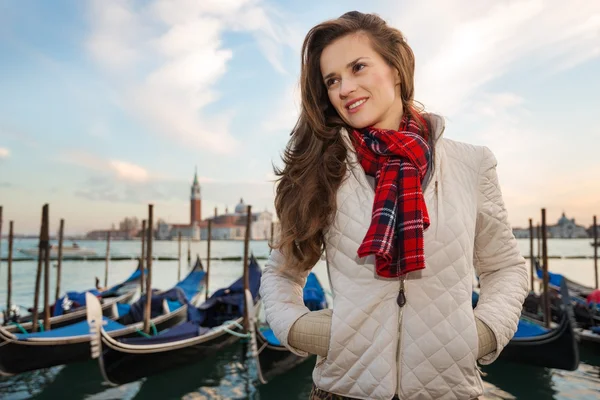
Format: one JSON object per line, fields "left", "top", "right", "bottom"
{"left": 273, "top": 11, "right": 424, "bottom": 272}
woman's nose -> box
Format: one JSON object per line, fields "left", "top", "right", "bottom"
{"left": 339, "top": 78, "right": 357, "bottom": 98}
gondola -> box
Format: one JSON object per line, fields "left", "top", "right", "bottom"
{"left": 475, "top": 276, "right": 579, "bottom": 371}
{"left": 250, "top": 272, "right": 328, "bottom": 384}
{"left": 533, "top": 260, "right": 600, "bottom": 346}
{"left": 2, "top": 260, "right": 144, "bottom": 334}
{"left": 87, "top": 256, "right": 262, "bottom": 385}
{"left": 0, "top": 257, "right": 206, "bottom": 375}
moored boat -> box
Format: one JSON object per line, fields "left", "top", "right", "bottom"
{"left": 87, "top": 256, "right": 262, "bottom": 385}
{"left": 2, "top": 261, "right": 143, "bottom": 333}
{"left": 18, "top": 242, "right": 97, "bottom": 259}
{"left": 483, "top": 277, "right": 579, "bottom": 371}
{"left": 0, "top": 257, "right": 206, "bottom": 375}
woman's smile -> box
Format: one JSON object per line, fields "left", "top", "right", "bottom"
{"left": 346, "top": 97, "right": 369, "bottom": 114}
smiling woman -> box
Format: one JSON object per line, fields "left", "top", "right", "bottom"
{"left": 261, "top": 10, "right": 528, "bottom": 400}
{"left": 320, "top": 34, "right": 406, "bottom": 131}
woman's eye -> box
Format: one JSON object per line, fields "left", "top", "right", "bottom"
{"left": 353, "top": 63, "right": 365, "bottom": 72}
{"left": 326, "top": 78, "right": 338, "bottom": 87}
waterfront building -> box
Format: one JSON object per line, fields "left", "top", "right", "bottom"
{"left": 155, "top": 171, "right": 274, "bottom": 241}
{"left": 511, "top": 212, "right": 589, "bottom": 239}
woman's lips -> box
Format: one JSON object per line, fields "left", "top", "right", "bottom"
{"left": 346, "top": 98, "right": 368, "bottom": 114}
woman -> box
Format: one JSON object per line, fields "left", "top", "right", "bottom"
{"left": 260, "top": 11, "right": 528, "bottom": 400}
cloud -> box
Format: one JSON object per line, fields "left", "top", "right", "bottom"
{"left": 85, "top": 0, "right": 295, "bottom": 155}
{"left": 60, "top": 150, "right": 163, "bottom": 184}
{"left": 0, "top": 147, "right": 9, "bottom": 159}
{"left": 73, "top": 173, "right": 274, "bottom": 209}
{"left": 261, "top": 82, "right": 301, "bottom": 133}
{"left": 108, "top": 160, "right": 150, "bottom": 183}
{"left": 384, "top": 0, "right": 600, "bottom": 116}
{"left": 75, "top": 176, "right": 179, "bottom": 203}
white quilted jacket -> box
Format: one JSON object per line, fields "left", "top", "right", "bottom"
{"left": 260, "top": 114, "right": 528, "bottom": 400}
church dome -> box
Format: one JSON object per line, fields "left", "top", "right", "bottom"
{"left": 558, "top": 212, "right": 570, "bottom": 225}
{"left": 235, "top": 198, "right": 246, "bottom": 214}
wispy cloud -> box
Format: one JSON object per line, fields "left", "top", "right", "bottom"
{"left": 386, "top": 0, "right": 600, "bottom": 116}
{"left": 60, "top": 150, "right": 155, "bottom": 184}
{"left": 60, "top": 148, "right": 215, "bottom": 186}
{"left": 0, "top": 147, "right": 9, "bottom": 159}
{"left": 261, "top": 82, "right": 301, "bottom": 133}
{"left": 85, "top": 0, "right": 294, "bottom": 155}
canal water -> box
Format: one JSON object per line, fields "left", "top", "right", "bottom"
{"left": 0, "top": 238, "right": 599, "bottom": 399}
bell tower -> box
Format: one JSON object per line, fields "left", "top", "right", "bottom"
{"left": 190, "top": 167, "right": 201, "bottom": 225}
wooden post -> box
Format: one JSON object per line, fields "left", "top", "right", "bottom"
{"left": 0, "top": 206, "right": 3, "bottom": 275}
{"left": 243, "top": 205, "right": 252, "bottom": 330}
{"left": 177, "top": 232, "right": 182, "bottom": 281}
{"left": 187, "top": 236, "right": 191, "bottom": 268}
{"left": 143, "top": 205, "right": 154, "bottom": 334}
{"left": 541, "top": 208, "right": 550, "bottom": 329}
{"left": 54, "top": 219, "right": 64, "bottom": 301}
{"left": 270, "top": 221, "right": 274, "bottom": 254}
{"left": 32, "top": 205, "right": 47, "bottom": 332}
{"left": 594, "top": 215, "right": 598, "bottom": 289}
{"left": 537, "top": 224, "right": 541, "bottom": 260}
{"left": 206, "top": 220, "right": 212, "bottom": 301}
{"left": 43, "top": 205, "right": 51, "bottom": 330}
{"left": 6, "top": 221, "right": 13, "bottom": 315}
{"left": 529, "top": 218, "right": 534, "bottom": 292}
{"left": 104, "top": 230, "right": 111, "bottom": 288}
{"left": 140, "top": 220, "right": 146, "bottom": 295}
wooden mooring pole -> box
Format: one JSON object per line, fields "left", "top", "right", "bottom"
{"left": 104, "top": 230, "right": 111, "bottom": 288}
{"left": 541, "top": 208, "right": 550, "bottom": 329}
{"left": 529, "top": 218, "right": 534, "bottom": 292}
{"left": 140, "top": 220, "right": 146, "bottom": 295}
{"left": 537, "top": 224, "right": 541, "bottom": 261}
{"left": 243, "top": 205, "right": 252, "bottom": 331}
{"left": 6, "top": 221, "right": 13, "bottom": 315}
{"left": 54, "top": 219, "right": 64, "bottom": 301}
{"left": 594, "top": 215, "right": 598, "bottom": 289}
{"left": 187, "top": 236, "right": 191, "bottom": 268}
{"left": 206, "top": 220, "right": 212, "bottom": 301}
{"left": 270, "top": 221, "right": 274, "bottom": 254}
{"left": 42, "top": 205, "right": 51, "bottom": 330}
{"left": 0, "top": 206, "right": 3, "bottom": 275}
{"left": 178, "top": 232, "right": 182, "bottom": 282}
{"left": 143, "top": 205, "right": 154, "bottom": 334}
{"left": 32, "top": 205, "right": 47, "bottom": 332}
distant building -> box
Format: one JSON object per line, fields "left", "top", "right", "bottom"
{"left": 586, "top": 225, "right": 600, "bottom": 239}
{"left": 200, "top": 198, "right": 273, "bottom": 240}
{"left": 548, "top": 212, "right": 588, "bottom": 238}
{"left": 156, "top": 168, "right": 203, "bottom": 241}
{"left": 512, "top": 212, "right": 589, "bottom": 239}
{"left": 85, "top": 229, "right": 135, "bottom": 240}
{"left": 155, "top": 171, "right": 274, "bottom": 241}
{"left": 512, "top": 228, "right": 530, "bottom": 239}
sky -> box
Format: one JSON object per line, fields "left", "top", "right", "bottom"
{"left": 0, "top": 0, "right": 599, "bottom": 235}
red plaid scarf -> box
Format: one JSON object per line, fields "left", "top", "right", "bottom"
{"left": 351, "top": 112, "right": 431, "bottom": 278}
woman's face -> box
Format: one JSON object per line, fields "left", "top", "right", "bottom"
{"left": 320, "top": 32, "right": 403, "bottom": 131}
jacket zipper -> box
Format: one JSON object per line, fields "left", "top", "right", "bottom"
{"left": 395, "top": 275, "right": 407, "bottom": 397}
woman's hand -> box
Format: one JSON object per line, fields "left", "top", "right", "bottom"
{"left": 288, "top": 309, "right": 333, "bottom": 357}
{"left": 475, "top": 317, "right": 497, "bottom": 359}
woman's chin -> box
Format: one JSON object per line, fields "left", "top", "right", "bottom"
{"left": 345, "top": 115, "right": 377, "bottom": 130}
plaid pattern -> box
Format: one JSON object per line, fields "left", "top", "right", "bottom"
{"left": 350, "top": 113, "right": 431, "bottom": 278}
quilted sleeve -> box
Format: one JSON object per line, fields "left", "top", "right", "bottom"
{"left": 259, "top": 248, "right": 311, "bottom": 356}
{"left": 473, "top": 146, "right": 528, "bottom": 365}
